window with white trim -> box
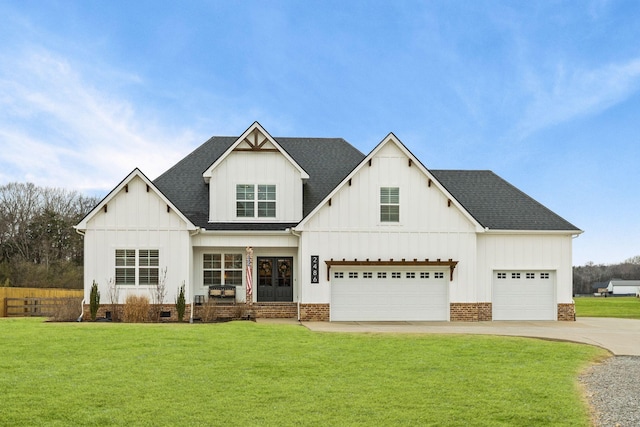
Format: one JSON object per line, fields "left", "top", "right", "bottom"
{"left": 236, "top": 184, "right": 276, "bottom": 218}
{"left": 363, "top": 272, "right": 373, "bottom": 279}
{"left": 512, "top": 273, "right": 521, "bottom": 279}
{"left": 115, "top": 249, "right": 135, "bottom": 285}
{"left": 334, "top": 272, "right": 344, "bottom": 279}
{"left": 420, "top": 272, "right": 430, "bottom": 279}
{"left": 526, "top": 273, "right": 535, "bottom": 279}
{"left": 391, "top": 272, "right": 401, "bottom": 279}
{"left": 139, "top": 250, "right": 159, "bottom": 285}
{"left": 349, "top": 272, "right": 358, "bottom": 279}
{"left": 115, "top": 249, "right": 159, "bottom": 286}
{"left": 497, "top": 273, "right": 507, "bottom": 279}
{"left": 434, "top": 272, "right": 444, "bottom": 279}
{"left": 258, "top": 185, "right": 276, "bottom": 217}
{"left": 380, "top": 187, "right": 399, "bottom": 222}
{"left": 406, "top": 272, "right": 416, "bottom": 279}
{"left": 236, "top": 185, "right": 254, "bottom": 218}
{"left": 204, "top": 253, "right": 243, "bottom": 286}
{"left": 377, "top": 272, "right": 387, "bottom": 279}
{"left": 541, "top": 273, "right": 550, "bottom": 279}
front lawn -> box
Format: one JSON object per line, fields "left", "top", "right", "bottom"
{"left": 575, "top": 296, "right": 640, "bottom": 319}
{"left": 0, "top": 318, "right": 605, "bottom": 426}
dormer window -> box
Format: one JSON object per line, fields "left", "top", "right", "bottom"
{"left": 236, "top": 185, "right": 255, "bottom": 217}
{"left": 258, "top": 185, "right": 276, "bottom": 217}
{"left": 236, "top": 184, "right": 276, "bottom": 218}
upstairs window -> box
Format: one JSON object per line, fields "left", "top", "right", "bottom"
{"left": 380, "top": 187, "right": 399, "bottom": 222}
{"left": 236, "top": 184, "right": 276, "bottom": 218}
{"left": 258, "top": 185, "right": 276, "bottom": 217}
{"left": 236, "top": 185, "right": 255, "bottom": 218}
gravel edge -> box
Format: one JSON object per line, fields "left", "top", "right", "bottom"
{"left": 579, "top": 356, "right": 640, "bottom": 427}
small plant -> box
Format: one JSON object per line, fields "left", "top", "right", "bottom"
{"left": 89, "top": 281, "right": 100, "bottom": 321}
{"left": 123, "top": 295, "right": 150, "bottom": 322}
{"left": 150, "top": 267, "right": 167, "bottom": 322}
{"left": 175, "top": 282, "right": 186, "bottom": 322}
{"left": 200, "top": 300, "right": 217, "bottom": 322}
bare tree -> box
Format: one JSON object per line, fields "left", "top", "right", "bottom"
{"left": 0, "top": 182, "right": 99, "bottom": 288}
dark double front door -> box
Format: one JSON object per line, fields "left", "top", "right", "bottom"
{"left": 257, "top": 257, "right": 293, "bottom": 302}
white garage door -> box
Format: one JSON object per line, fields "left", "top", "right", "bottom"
{"left": 493, "top": 271, "right": 556, "bottom": 320}
{"left": 331, "top": 268, "right": 449, "bottom": 321}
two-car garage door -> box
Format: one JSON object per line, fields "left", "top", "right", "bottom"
{"left": 331, "top": 268, "right": 449, "bottom": 321}
{"left": 493, "top": 271, "right": 556, "bottom": 320}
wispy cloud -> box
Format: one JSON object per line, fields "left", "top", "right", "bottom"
{"left": 514, "top": 58, "right": 640, "bottom": 140}
{"left": 0, "top": 48, "right": 198, "bottom": 193}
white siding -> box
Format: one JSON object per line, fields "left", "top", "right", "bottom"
{"left": 83, "top": 176, "right": 191, "bottom": 304}
{"left": 297, "top": 141, "right": 478, "bottom": 305}
{"left": 477, "top": 233, "right": 574, "bottom": 304}
{"left": 208, "top": 151, "right": 304, "bottom": 222}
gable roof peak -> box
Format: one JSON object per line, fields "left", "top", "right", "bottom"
{"left": 201, "top": 122, "right": 310, "bottom": 183}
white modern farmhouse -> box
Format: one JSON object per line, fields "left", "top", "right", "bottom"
{"left": 76, "top": 122, "right": 581, "bottom": 321}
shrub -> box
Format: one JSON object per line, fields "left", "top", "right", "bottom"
{"left": 106, "top": 278, "right": 119, "bottom": 322}
{"left": 123, "top": 295, "right": 150, "bottom": 323}
{"left": 175, "top": 283, "right": 186, "bottom": 322}
{"left": 200, "top": 300, "right": 217, "bottom": 322}
{"left": 50, "top": 297, "right": 83, "bottom": 322}
{"left": 89, "top": 281, "right": 100, "bottom": 321}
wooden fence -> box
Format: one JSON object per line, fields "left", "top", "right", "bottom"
{"left": 0, "top": 288, "right": 83, "bottom": 317}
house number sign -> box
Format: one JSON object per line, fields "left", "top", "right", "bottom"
{"left": 311, "top": 255, "right": 319, "bottom": 283}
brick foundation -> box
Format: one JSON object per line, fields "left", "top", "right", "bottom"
{"left": 450, "top": 302, "right": 492, "bottom": 322}
{"left": 557, "top": 303, "right": 575, "bottom": 321}
{"left": 299, "top": 303, "right": 330, "bottom": 321}
{"left": 83, "top": 304, "right": 192, "bottom": 322}
{"left": 83, "top": 302, "right": 298, "bottom": 322}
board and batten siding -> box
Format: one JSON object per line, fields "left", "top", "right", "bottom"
{"left": 83, "top": 175, "right": 192, "bottom": 303}
{"left": 296, "top": 141, "right": 478, "bottom": 304}
{"left": 207, "top": 151, "right": 304, "bottom": 223}
{"left": 476, "top": 233, "right": 574, "bottom": 303}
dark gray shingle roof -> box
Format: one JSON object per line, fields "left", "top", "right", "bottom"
{"left": 430, "top": 170, "right": 580, "bottom": 231}
{"left": 153, "top": 136, "right": 365, "bottom": 230}
{"left": 153, "top": 134, "right": 578, "bottom": 232}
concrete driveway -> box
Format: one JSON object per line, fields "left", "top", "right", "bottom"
{"left": 300, "top": 317, "right": 640, "bottom": 356}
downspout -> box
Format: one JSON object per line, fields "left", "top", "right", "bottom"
{"left": 188, "top": 227, "right": 202, "bottom": 324}
{"left": 77, "top": 299, "right": 85, "bottom": 322}
{"left": 75, "top": 227, "right": 86, "bottom": 321}
{"left": 289, "top": 228, "right": 302, "bottom": 322}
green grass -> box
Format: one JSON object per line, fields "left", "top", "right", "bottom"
{"left": 0, "top": 318, "right": 606, "bottom": 427}
{"left": 575, "top": 296, "right": 640, "bottom": 319}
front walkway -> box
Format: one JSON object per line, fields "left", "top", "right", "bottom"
{"left": 297, "top": 317, "right": 640, "bottom": 356}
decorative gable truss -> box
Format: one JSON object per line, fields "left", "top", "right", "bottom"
{"left": 202, "top": 122, "right": 309, "bottom": 184}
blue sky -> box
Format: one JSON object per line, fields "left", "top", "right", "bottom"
{"left": 1, "top": 1, "right": 639, "bottom": 265}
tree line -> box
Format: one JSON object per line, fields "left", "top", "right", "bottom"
{"left": 0, "top": 182, "right": 99, "bottom": 288}
{"left": 573, "top": 256, "right": 640, "bottom": 295}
